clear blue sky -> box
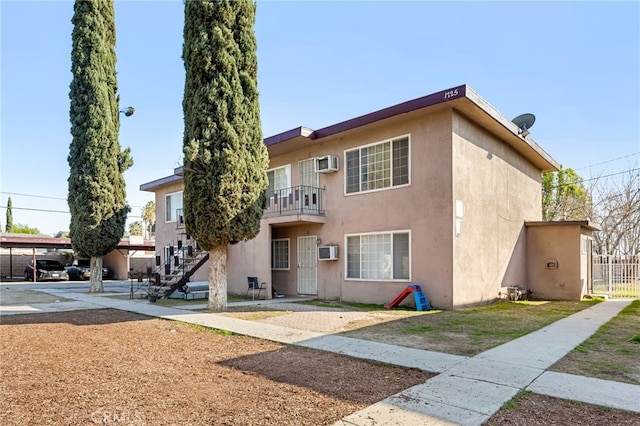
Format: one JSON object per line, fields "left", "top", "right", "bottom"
{"left": 1, "top": 1, "right": 639, "bottom": 236}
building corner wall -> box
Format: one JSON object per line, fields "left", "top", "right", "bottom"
{"left": 451, "top": 112, "right": 542, "bottom": 307}
{"left": 227, "top": 221, "right": 272, "bottom": 298}
{"left": 526, "top": 224, "right": 583, "bottom": 300}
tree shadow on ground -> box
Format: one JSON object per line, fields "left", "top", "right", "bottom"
{"left": 0, "top": 308, "right": 153, "bottom": 326}
{"left": 218, "top": 345, "right": 433, "bottom": 404}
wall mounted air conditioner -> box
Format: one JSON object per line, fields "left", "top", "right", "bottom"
{"left": 315, "top": 155, "right": 339, "bottom": 173}
{"left": 318, "top": 245, "right": 339, "bottom": 261}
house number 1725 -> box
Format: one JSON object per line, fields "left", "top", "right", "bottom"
{"left": 444, "top": 89, "right": 459, "bottom": 99}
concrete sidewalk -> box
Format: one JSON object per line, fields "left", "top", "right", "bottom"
{"left": 335, "top": 299, "right": 639, "bottom": 426}
{"left": 5, "top": 287, "right": 639, "bottom": 425}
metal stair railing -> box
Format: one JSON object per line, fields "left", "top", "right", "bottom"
{"left": 162, "top": 252, "right": 210, "bottom": 299}
{"left": 144, "top": 235, "right": 208, "bottom": 300}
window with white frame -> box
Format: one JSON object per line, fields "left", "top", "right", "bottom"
{"left": 346, "top": 231, "right": 410, "bottom": 280}
{"left": 165, "top": 191, "right": 183, "bottom": 222}
{"left": 345, "top": 136, "right": 409, "bottom": 194}
{"left": 267, "top": 165, "right": 291, "bottom": 195}
{"left": 272, "top": 239, "right": 290, "bottom": 270}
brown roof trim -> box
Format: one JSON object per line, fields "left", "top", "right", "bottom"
{"left": 141, "top": 84, "right": 559, "bottom": 189}
{"left": 315, "top": 85, "right": 467, "bottom": 139}
{"left": 525, "top": 221, "right": 601, "bottom": 232}
{"left": 263, "top": 85, "right": 467, "bottom": 147}
{"left": 140, "top": 174, "right": 182, "bottom": 192}
{"left": 264, "top": 126, "right": 314, "bottom": 146}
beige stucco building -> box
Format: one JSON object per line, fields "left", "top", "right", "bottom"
{"left": 141, "top": 85, "right": 595, "bottom": 309}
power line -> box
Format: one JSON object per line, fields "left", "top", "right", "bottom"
{"left": 0, "top": 206, "right": 143, "bottom": 220}
{"left": 0, "top": 206, "right": 68, "bottom": 214}
{"left": 0, "top": 191, "right": 66, "bottom": 201}
{"left": 574, "top": 152, "right": 640, "bottom": 171}
{"left": 549, "top": 168, "right": 639, "bottom": 190}
{"left": 0, "top": 192, "right": 147, "bottom": 209}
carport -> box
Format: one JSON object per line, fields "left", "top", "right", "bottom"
{"left": 0, "top": 235, "right": 155, "bottom": 280}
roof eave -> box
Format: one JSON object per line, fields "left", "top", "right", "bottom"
{"left": 464, "top": 86, "right": 559, "bottom": 172}
{"left": 139, "top": 174, "right": 182, "bottom": 192}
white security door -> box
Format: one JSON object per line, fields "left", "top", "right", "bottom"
{"left": 297, "top": 236, "right": 318, "bottom": 295}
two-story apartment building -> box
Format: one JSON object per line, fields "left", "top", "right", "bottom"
{"left": 141, "top": 84, "right": 564, "bottom": 309}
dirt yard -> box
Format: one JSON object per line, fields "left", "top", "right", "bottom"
{"left": 0, "top": 309, "right": 431, "bottom": 425}
{"left": 1, "top": 308, "right": 639, "bottom": 425}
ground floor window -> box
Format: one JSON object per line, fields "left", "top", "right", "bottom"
{"left": 272, "top": 238, "right": 290, "bottom": 270}
{"left": 346, "top": 230, "right": 410, "bottom": 280}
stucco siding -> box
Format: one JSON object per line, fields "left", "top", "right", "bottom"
{"left": 526, "top": 225, "right": 582, "bottom": 300}
{"left": 152, "top": 181, "right": 184, "bottom": 254}
{"left": 226, "top": 220, "right": 272, "bottom": 297}
{"left": 451, "top": 112, "right": 542, "bottom": 306}
{"left": 263, "top": 110, "right": 455, "bottom": 307}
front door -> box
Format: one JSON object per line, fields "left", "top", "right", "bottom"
{"left": 297, "top": 236, "right": 318, "bottom": 295}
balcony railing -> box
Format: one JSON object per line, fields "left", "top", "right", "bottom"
{"left": 174, "top": 186, "right": 324, "bottom": 223}
{"left": 264, "top": 185, "right": 324, "bottom": 216}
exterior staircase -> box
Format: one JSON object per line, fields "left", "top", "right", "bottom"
{"left": 147, "top": 235, "right": 209, "bottom": 301}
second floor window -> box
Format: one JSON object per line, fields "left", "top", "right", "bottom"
{"left": 345, "top": 135, "right": 410, "bottom": 194}
{"left": 267, "top": 165, "right": 291, "bottom": 195}
{"left": 165, "top": 191, "right": 183, "bottom": 222}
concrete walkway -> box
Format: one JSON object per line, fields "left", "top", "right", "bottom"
{"left": 334, "top": 299, "right": 639, "bottom": 426}
{"left": 3, "top": 286, "right": 638, "bottom": 425}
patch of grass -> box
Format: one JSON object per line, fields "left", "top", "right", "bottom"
{"left": 617, "top": 348, "right": 639, "bottom": 356}
{"left": 627, "top": 334, "right": 640, "bottom": 343}
{"left": 473, "top": 329, "right": 523, "bottom": 338}
{"left": 612, "top": 288, "right": 640, "bottom": 298}
{"left": 587, "top": 360, "right": 631, "bottom": 374}
{"left": 302, "top": 300, "right": 348, "bottom": 309}
{"left": 174, "top": 321, "right": 234, "bottom": 336}
{"left": 153, "top": 297, "right": 206, "bottom": 307}
{"left": 501, "top": 399, "right": 518, "bottom": 410}
{"left": 299, "top": 299, "right": 417, "bottom": 312}
{"left": 583, "top": 295, "right": 607, "bottom": 302}
{"left": 402, "top": 325, "right": 434, "bottom": 334}
{"left": 574, "top": 343, "right": 589, "bottom": 354}
{"left": 499, "top": 390, "right": 532, "bottom": 411}
{"left": 551, "top": 299, "right": 640, "bottom": 385}
{"left": 232, "top": 311, "right": 289, "bottom": 321}
{"left": 342, "top": 299, "right": 599, "bottom": 356}
{"left": 152, "top": 294, "right": 249, "bottom": 306}
{"left": 214, "top": 309, "right": 291, "bottom": 321}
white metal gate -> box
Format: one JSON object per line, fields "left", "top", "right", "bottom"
{"left": 297, "top": 236, "right": 317, "bottom": 295}
{"left": 592, "top": 255, "right": 639, "bottom": 298}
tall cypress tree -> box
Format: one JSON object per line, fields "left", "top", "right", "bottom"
{"left": 5, "top": 197, "right": 13, "bottom": 233}
{"left": 182, "top": 0, "right": 268, "bottom": 311}
{"left": 68, "top": 0, "right": 132, "bottom": 293}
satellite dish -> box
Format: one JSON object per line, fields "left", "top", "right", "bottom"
{"left": 512, "top": 113, "right": 535, "bottom": 137}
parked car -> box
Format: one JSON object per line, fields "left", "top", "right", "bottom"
{"left": 65, "top": 258, "right": 111, "bottom": 280}
{"left": 24, "top": 259, "right": 69, "bottom": 282}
